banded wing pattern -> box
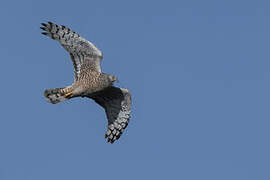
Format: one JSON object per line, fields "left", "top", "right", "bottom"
{"left": 41, "top": 22, "right": 132, "bottom": 144}
{"left": 40, "top": 22, "right": 103, "bottom": 80}
{"left": 89, "top": 87, "right": 132, "bottom": 143}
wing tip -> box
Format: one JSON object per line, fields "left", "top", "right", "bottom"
{"left": 41, "top": 22, "right": 47, "bottom": 27}
{"left": 41, "top": 32, "right": 48, "bottom": 36}
{"left": 40, "top": 27, "right": 46, "bottom": 31}
{"left": 105, "top": 119, "right": 129, "bottom": 144}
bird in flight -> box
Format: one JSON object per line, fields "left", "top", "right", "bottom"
{"left": 41, "top": 22, "right": 131, "bottom": 143}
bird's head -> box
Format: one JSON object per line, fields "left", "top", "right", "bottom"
{"left": 108, "top": 75, "right": 119, "bottom": 83}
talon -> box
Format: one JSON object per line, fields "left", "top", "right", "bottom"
{"left": 65, "top": 92, "right": 73, "bottom": 98}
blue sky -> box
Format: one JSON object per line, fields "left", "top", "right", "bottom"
{"left": 0, "top": 0, "right": 269, "bottom": 179}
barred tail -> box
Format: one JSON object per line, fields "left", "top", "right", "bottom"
{"left": 44, "top": 86, "right": 73, "bottom": 104}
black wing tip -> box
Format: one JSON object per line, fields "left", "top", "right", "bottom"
{"left": 107, "top": 135, "right": 122, "bottom": 144}
{"left": 41, "top": 32, "right": 48, "bottom": 36}
{"left": 41, "top": 23, "right": 47, "bottom": 27}
{"left": 40, "top": 21, "right": 55, "bottom": 27}
{"left": 40, "top": 21, "right": 54, "bottom": 26}
{"left": 107, "top": 138, "right": 116, "bottom": 144}
{"left": 105, "top": 133, "right": 115, "bottom": 144}
{"left": 40, "top": 27, "right": 46, "bottom": 31}
{"left": 41, "top": 22, "right": 76, "bottom": 36}
{"left": 105, "top": 129, "right": 126, "bottom": 144}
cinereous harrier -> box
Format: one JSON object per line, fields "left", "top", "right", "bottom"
{"left": 41, "top": 22, "right": 131, "bottom": 143}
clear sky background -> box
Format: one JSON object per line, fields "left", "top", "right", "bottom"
{"left": 0, "top": 0, "right": 269, "bottom": 179}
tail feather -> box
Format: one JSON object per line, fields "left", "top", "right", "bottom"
{"left": 44, "top": 86, "right": 72, "bottom": 104}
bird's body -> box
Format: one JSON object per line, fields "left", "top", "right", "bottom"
{"left": 72, "top": 69, "right": 112, "bottom": 97}
{"left": 41, "top": 22, "right": 131, "bottom": 143}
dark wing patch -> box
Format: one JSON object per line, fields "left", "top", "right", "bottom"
{"left": 88, "top": 87, "right": 132, "bottom": 144}
{"left": 40, "top": 22, "right": 103, "bottom": 80}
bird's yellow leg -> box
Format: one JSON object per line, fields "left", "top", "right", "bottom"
{"left": 64, "top": 92, "right": 73, "bottom": 98}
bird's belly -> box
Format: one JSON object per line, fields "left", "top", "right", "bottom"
{"left": 74, "top": 73, "right": 109, "bottom": 96}
{"left": 82, "top": 81, "right": 109, "bottom": 95}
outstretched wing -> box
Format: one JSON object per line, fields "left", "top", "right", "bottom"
{"left": 40, "top": 22, "right": 103, "bottom": 80}
{"left": 88, "top": 87, "right": 132, "bottom": 144}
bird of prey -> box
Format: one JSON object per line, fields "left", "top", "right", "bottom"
{"left": 41, "top": 22, "right": 131, "bottom": 143}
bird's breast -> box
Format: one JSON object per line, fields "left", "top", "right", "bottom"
{"left": 75, "top": 72, "right": 109, "bottom": 95}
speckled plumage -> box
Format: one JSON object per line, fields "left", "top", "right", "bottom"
{"left": 41, "top": 22, "right": 131, "bottom": 143}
